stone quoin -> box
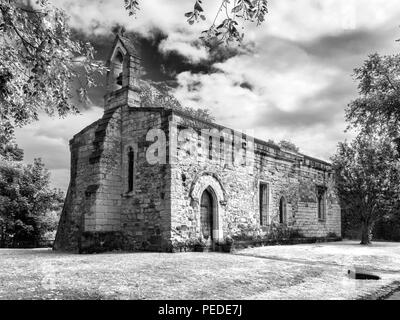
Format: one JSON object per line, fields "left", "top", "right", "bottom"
{"left": 53, "top": 33, "right": 341, "bottom": 253}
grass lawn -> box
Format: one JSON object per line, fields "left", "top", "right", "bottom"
{"left": 0, "top": 240, "right": 399, "bottom": 300}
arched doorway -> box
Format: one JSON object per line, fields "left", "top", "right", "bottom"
{"left": 190, "top": 173, "right": 226, "bottom": 242}
{"left": 279, "top": 196, "right": 287, "bottom": 224}
{"left": 200, "top": 189, "right": 214, "bottom": 240}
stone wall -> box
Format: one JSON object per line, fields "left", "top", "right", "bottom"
{"left": 54, "top": 106, "right": 124, "bottom": 251}
{"left": 119, "top": 107, "right": 172, "bottom": 251}
{"left": 168, "top": 113, "right": 252, "bottom": 245}
{"left": 295, "top": 168, "right": 341, "bottom": 237}
{"left": 87, "top": 107, "right": 123, "bottom": 233}
{"left": 54, "top": 106, "right": 174, "bottom": 252}
{"left": 169, "top": 112, "right": 341, "bottom": 245}
{"left": 54, "top": 118, "right": 101, "bottom": 251}
{"left": 55, "top": 106, "right": 341, "bottom": 252}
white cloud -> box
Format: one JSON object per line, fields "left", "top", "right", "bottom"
{"left": 173, "top": 35, "right": 349, "bottom": 160}
{"left": 14, "top": 107, "right": 103, "bottom": 191}
{"left": 254, "top": 0, "right": 400, "bottom": 42}
{"left": 49, "top": 168, "right": 70, "bottom": 192}
{"left": 174, "top": 71, "right": 262, "bottom": 129}
{"left": 53, "top": 0, "right": 400, "bottom": 41}
{"left": 215, "top": 42, "right": 341, "bottom": 112}
{"left": 53, "top": 0, "right": 211, "bottom": 36}
{"left": 159, "top": 32, "right": 209, "bottom": 62}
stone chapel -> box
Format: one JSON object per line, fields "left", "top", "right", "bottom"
{"left": 54, "top": 34, "right": 341, "bottom": 252}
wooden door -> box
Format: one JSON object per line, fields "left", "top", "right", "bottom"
{"left": 200, "top": 190, "right": 213, "bottom": 240}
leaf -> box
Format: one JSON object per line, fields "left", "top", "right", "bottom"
{"left": 0, "top": 0, "right": 105, "bottom": 142}
{"left": 194, "top": 1, "right": 204, "bottom": 12}
{"left": 232, "top": 5, "right": 243, "bottom": 13}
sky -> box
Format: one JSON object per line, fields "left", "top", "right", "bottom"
{"left": 14, "top": 0, "right": 400, "bottom": 192}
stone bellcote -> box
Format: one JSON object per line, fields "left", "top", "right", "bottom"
{"left": 104, "top": 33, "right": 142, "bottom": 111}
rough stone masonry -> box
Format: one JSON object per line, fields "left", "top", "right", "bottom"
{"left": 54, "top": 34, "right": 341, "bottom": 253}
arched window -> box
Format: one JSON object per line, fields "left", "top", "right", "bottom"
{"left": 279, "top": 196, "right": 287, "bottom": 224}
{"left": 241, "top": 140, "right": 247, "bottom": 166}
{"left": 128, "top": 147, "right": 134, "bottom": 192}
{"left": 200, "top": 188, "right": 214, "bottom": 240}
{"left": 113, "top": 51, "right": 124, "bottom": 88}
{"left": 208, "top": 135, "right": 213, "bottom": 160}
{"left": 317, "top": 186, "right": 326, "bottom": 221}
{"left": 259, "top": 182, "right": 269, "bottom": 226}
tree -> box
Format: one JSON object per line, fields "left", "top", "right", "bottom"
{"left": 343, "top": 52, "right": 400, "bottom": 243}
{"left": 0, "top": 0, "right": 106, "bottom": 143}
{"left": 331, "top": 133, "right": 400, "bottom": 245}
{"left": 278, "top": 140, "right": 299, "bottom": 153}
{"left": 0, "top": 156, "right": 64, "bottom": 247}
{"left": 0, "top": 140, "right": 23, "bottom": 161}
{"left": 139, "top": 79, "right": 214, "bottom": 122}
{"left": 346, "top": 53, "right": 400, "bottom": 138}
{"left": 124, "top": 0, "right": 269, "bottom": 44}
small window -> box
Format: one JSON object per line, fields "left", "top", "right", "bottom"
{"left": 219, "top": 136, "right": 225, "bottom": 158}
{"left": 259, "top": 183, "right": 269, "bottom": 226}
{"left": 241, "top": 140, "right": 246, "bottom": 166}
{"left": 113, "top": 51, "right": 124, "bottom": 88}
{"left": 208, "top": 136, "right": 213, "bottom": 160}
{"left": 279, "top": 196, "right": 287, "bottom": 224}
{"left": 317, "top": 186, "right": 326, "bottom": 221}
{"left": 128, "top": 147, "right": 134, "bottom": 192}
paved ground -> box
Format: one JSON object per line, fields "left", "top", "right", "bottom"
{"left": 0, "top": 240, "right": 399, "bottom": 299}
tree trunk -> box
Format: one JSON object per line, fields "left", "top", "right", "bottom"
{"left": 0, "top": 225, "right": 3, "bottom": 248}
{"left": 360, "top": 220, "right": 373, "bottom": 245}
{"left": 0, "top": 223, "right": 6, "bottom": 248}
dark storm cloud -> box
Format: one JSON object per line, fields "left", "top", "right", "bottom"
{"left": 255, "top": 76, "right": 354, "bottom": 129}
{"left": 239, "top": 81, "right": 254, "bottom": 91}
{"left": 136, "top": 29, "right": 209, "bottom": 81}
{"left": 255, "top": 102, "right": 337, "bottom": 129}
{"left": 298, "top": 25, "right": 400, "bottom": 70}
{"left": 248, "top": 25, "right": 399, "bottom": 132}
{"left": 302, "top": 29, "right": 382, "bottom": 57}
{"left": 127, "top": 29, "right": 248, "bottom": 82}
{"left": 71, "top": 26, "right": 247, "bottom": 108}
